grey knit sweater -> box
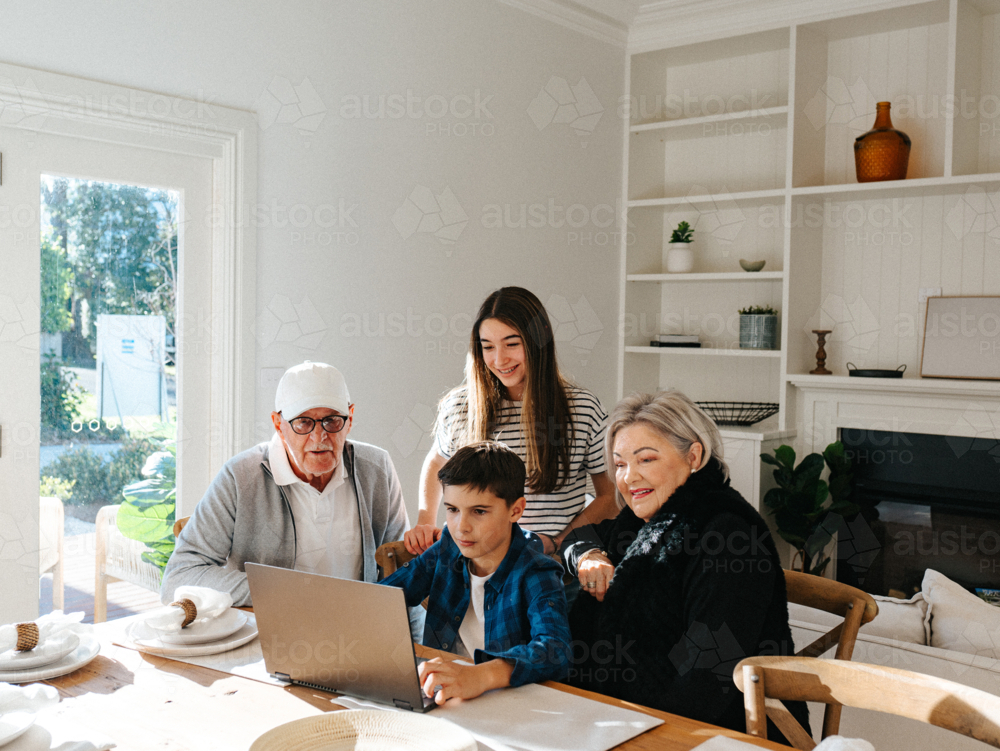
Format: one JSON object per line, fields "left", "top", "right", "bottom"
{"left": 160, "top": 439, "right": 409, "bottom": 606}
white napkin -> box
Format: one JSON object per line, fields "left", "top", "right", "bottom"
{"left": 3, "top": 727, "right": 115, "bottom": 751}
{"left": 815, "top": 737, "right": 876, "bottom": 751}
{"left": 0, "top": 683, "right": 60, "bottom": 715}
{"left": 142, "top": 586, "right": 233, "bottom": 633}
{"left": 0, "top": 612, "right": 89, "bottom": 663}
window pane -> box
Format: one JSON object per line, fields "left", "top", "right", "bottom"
{"left": 39, "top": 175, "right": 179, "bottom": 621}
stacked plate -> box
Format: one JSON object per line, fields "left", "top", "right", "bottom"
{"left": 0, "top": 633, "right": 100, "bottom": 684}
{"left": 125, "top": 609, "right": 258, "bottom": 656}
{"left": 0, "top": 710, "right": 37, "bottom": 748}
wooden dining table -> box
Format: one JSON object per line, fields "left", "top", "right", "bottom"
{"left": 30, "top": 616, "right": 789, "bottom": 751}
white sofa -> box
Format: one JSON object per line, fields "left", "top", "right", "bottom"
{"left": 788, "top": 569, "right": 1000, "bottom": 751}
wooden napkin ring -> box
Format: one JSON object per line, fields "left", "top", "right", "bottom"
{"left": 15, "top": 622, "right": 40, "bottom": 651}
{"left": 170, "top": 599, "right": 198, "bottom": 628}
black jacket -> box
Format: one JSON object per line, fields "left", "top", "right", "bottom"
{"left": 564, "top": 458, "right": 809, "bottom": 740}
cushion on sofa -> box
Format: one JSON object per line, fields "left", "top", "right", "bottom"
{"left": 787, "top": 592, "right": 928, "bottom": 646}
{"left": 922, "top": 568, "right": 1000, "bottom": 658}
{"left": 865, "top": 593, "right": 929, "bottom": 644}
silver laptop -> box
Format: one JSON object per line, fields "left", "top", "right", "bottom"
{"left": 246, "top": 562, "right": 435, "bottom": 712}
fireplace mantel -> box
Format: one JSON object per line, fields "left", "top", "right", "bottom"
{"left": 788, "top": 375, "right": 1000, "bottom": 454}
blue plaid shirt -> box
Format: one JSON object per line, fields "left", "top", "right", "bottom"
{"left": 380, "top": 523, "right": 571, "bottom": 687}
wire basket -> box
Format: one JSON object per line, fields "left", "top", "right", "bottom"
{"left": 696, "top": 401, "right": 779, "bottom": 426}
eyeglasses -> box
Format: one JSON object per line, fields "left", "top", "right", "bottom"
{"left": 286, "top": 414, "right": 349, "bottom": 435}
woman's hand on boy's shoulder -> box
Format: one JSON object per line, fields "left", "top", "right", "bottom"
{"left": 404, "top": 524, "right": 442, "bottom": 555}
{"left": 418, "top": 656, "right": 513, "bottom": 704}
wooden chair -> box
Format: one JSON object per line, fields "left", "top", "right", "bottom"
{"left": 375, "top": 540, "right": 431, "bottom": 610}
{"left": 375, "top": 539, "right": 416, "bottom": 580}
{"left": 39, "top": 496, "right": 65, "bottom": 611}
{"left": 173, "top": 515, "right": 190, "bottom": 538}
{"left": 734, "top": 655, "right": 1000, "bottom": 750}
{"left": 94, "top": 504, "right": 163, "bottom": 622}
{"left": 784, "top": 569, "right": 879, "bottom": 737}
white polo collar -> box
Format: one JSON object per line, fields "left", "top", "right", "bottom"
{"left": 267, "top": 431, "right": 346, "bottom": 491}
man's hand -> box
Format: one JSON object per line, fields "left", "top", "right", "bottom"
{"left": 578, "top": 550, "right": 614, "bottom": 602}
{"left": 418, "top": 657, "right": 513, "bottom": 704}
{"left": 403, "top": 524, "right": 442, "bottom": 555}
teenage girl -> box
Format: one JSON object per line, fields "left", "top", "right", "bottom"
{"left": 404, "top": 287, "right": 616, "bottom": 557}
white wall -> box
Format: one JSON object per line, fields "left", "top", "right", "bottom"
{"left": 1, "top": 0, "right": 625, "bottom": 521}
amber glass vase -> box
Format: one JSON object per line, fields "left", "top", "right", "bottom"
{"left": 854, "top": 101, "right": 911, "bottom": 182}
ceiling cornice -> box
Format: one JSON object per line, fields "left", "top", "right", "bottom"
{"left": 495, "top": 0, "right": 630, "bottom": 48}
{"left": 629, "top": 0, "right": 929, "bottom": 53}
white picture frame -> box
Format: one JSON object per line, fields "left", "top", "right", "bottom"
{"left": 920, "top": 296, "right": 1000, "bottom": 380}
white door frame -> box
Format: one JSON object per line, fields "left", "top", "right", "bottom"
{"left": 0, "top": 64, "right": 256, "bottom": 620}
{"left": 0, "top": 62, "right": 257, "bottom": 483}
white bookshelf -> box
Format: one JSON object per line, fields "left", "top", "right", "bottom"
{"left": 627, "top": 272, "right": 784, "bottom": 282}
{"left": 629, "top": 106, "right": 790, "bottom": 135}
{"left": 626, "top": 346, "right": 782, "bottom": 358}
{"left": 619, "top": 0, "right": 1000, "bottom": 438}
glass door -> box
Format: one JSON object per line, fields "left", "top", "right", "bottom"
{"left": 0, "top": 125, "right": 214, "bottom": 622}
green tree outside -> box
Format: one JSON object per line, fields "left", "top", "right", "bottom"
{"left": 40, "top": 235, "right": 73, "bottom": 335}
{"left": 42, "top": 177, "right": 178, "bottom": 360}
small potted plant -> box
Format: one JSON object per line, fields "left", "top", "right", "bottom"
{"left": 663, "top": 220, "right": 694, "bottom": 273}
{"left": 738, "top": 305, "right": 778, "bottom": 349}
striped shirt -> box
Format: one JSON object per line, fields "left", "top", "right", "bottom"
{"left": 433, "top": 385, "right": 608, "bottom": 537}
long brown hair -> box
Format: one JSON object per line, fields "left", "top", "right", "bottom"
{"left": 445, "top": 287, "right": 573, "bottom": 494}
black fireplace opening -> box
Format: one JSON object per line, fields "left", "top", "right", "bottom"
{"left": 835, "top": 428, "right": 1000, "bottom": 599}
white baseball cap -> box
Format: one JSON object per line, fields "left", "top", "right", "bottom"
{"left": 274, "top": 361, "right": 351, "bottom": 419}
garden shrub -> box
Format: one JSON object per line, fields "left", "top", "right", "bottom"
{"left": 39, "top": 354, "right": 83, "bottom": 435}
{"left": 39, "top": 476, "right": 75, "bottom": 503}
{"left": 44, "top": 435, "right": 158, "bottom": 507}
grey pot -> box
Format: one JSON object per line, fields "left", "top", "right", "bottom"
{"left": 739, "top": 314, "right": 778, "bottom": 349}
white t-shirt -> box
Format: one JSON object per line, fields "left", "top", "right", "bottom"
{"left": 457, "top": 568, "right": 494, "bottom": 659}
{"left": 434, "top": 385, "right": 608, "bottom": 536}
{"left": 267, "top": 432, "right": 363, "bottom": 580}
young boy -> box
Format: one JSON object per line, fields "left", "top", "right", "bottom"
{"left": 380, "top": 441, "right": 571, "bottom": 704}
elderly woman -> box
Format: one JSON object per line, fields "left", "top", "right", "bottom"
{"left": 564, "top": 391, "right": 808, "bottom": 740}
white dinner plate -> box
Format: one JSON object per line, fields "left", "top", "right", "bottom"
{"left": 0, "top": 712, "right": 36, "bottom": 748}
{"left": 0, "top": 634, "right": 80, "bottom": 670}
{"left": 0, "top": 636, "right": 100, "bottom": 683}
{"left": 126, "top": 616, "right": 258, "bottom": 657}
{"left": 152, "top": 609, "right": 248, "bottom": 645}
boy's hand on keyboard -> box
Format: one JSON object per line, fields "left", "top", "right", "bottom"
{"left": 418, "top": 656, "right": 513, "bottom": 704}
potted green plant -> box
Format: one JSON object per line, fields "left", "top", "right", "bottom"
{"left": 738, "top": 305, "right": 778, "bottom": 349}
{"left": 664, "top": 220, "right": 694, "bottom": 273}
{"left": 117, "top": 441, "right": 177, "bottom": 574}
{"left": 760, "top": 441, "right": 857, "bottom": 576}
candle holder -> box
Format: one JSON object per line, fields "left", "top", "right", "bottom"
{"left": 810, "top": 330, "right": 832, "bottom": 375}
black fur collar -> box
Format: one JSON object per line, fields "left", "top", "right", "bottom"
{"left": 646, "top": 457, "right": 750, "bottom": 530}
{"left": 620, "top": 457, "right": 767, "bottom": 566}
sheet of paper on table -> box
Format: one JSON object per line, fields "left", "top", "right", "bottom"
{"left": 690, "top": 736, "right": 773, "bottom": 750}
{"left": 335, "top": 681, "right": 663, "bottom": 751}
{"left": 160, "top": 638, "right": 280, "bottom": 685}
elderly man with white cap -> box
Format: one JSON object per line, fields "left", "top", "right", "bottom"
{"left": 161, "top": 361, "right": 410, "bottom": 607}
